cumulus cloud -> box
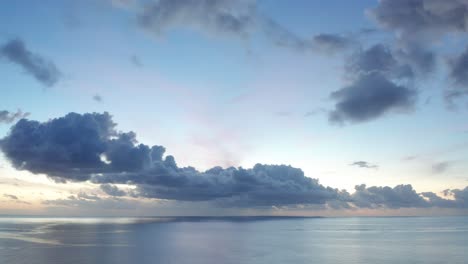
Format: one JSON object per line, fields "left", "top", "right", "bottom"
{"left": 350, "top": 161, "right": 378, "bottom": 169}
{"left": 329, "top": 72, "right": 416, "bottom": 124}
{"left": 0, "top": 39, "right": 61, "bottom": 87}
{"left": 0, "top": 112, "right": 342, "bottom": 206}
{"left": 0, "top": 110, "right": 29, "bottom": 124}
{"left": 328, "top": 43, "right": 417, "bottom": 124}
{"left": 352, "top": 184, "right": 429, "bottom": 209}
{"left": 1, "top": 112, "right": 467, "bottom": 210}
{"left": 368, "top": 0, "right": 468, "bottom": 99}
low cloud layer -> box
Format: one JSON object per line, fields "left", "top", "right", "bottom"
{"left": 0, "top": 39, "right": 61, "bottom": 87}
{"left": 1, "top": 112, "right": 467, "bottom": 210}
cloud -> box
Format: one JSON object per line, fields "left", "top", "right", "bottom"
{"left": 138, "top": 0, "right": 256, "bottom": 38}
{"left": 0, "top": 112, "right": 343, "bottom": 206}
{"left": 136, "top": 0, "right": 355, "bottom": 54}
{"left": 432, "top": 161, "right": 450, "bottom": 174}
{"left": 329, "top": 72, "right": 416, "bottom": 124}
{"left": 346, "top": 44, "right": 414, "bottom": 79}
{"left": 100, "top": 184, "right": 127, "bottom": 197}
{"left": 1, "top": 112, "right": 467, "bottom": 209}
{"left": 0, "top": 39, "right": 61, "bottom": 87}
{"left": 311, "top": 33, "right": 355, "bottom": 54}
{"left": 77, "top": 191, "right": 101, "bottom": 201}
{"left": 3, "top": 194, "right": 18, "bottom": 200}
{"left": 352, "top": 184, "right": 429, "bottom": 209}
{"left": 350, "top": 161, "right": 378, "bottom": 169}
{"left": 0, "top": 110, "right": 29, "bottom": 124}
{"left": 130, "top": 55, "right": 143, "bottom": 67}
{"left": 367, "top": 0, "right": 468, "bottom": 98}
{"left": 369, "top": 0, "right": 468, "bottom": 42}
{"left": 447, "top": 47, "right": 468, "bottom": 102}
{"left": 93, "top": 94, "right": 103, "bottom": 102}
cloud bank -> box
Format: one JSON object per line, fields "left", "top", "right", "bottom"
{"left": 1, "top": 112, "right": 467, "bottom": 210}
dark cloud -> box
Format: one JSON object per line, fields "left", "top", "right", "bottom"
{"left": 0, "top": 39, "right": 61, "bottom": 87}
{"left": 92, "top": 94, "right": 103, "bottom": 102}
{"left": 0, "top": 110, "right": 29, "bottom": 124}
{"left": 350, "top": 161, "right": 378, "bottom": 169}
{"left": 0, "top": 112, "right": 342, "bottom": 207}
{"left": 367, "top": 0, "right": 468, "bottom": 78}
{"left": 0, "top": 112, "right": 149, "bottom": 182}
{"left": 101, "top": 184, "right": 127, "bottom": 197}
{"left": 446, "top": 47, "right": 468, "bottom": 102}
{"left": 351, "top": 184, "right": 429, "bottom": 209}
{"left": 1, "top": 112, "right": 467, "bottom": 209}
{"left": 329, "top": 72, "right": 416, "bottom": 124}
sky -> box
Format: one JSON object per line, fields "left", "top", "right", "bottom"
{"left": 0, "top": 0, "right": 467, "bottom": 216}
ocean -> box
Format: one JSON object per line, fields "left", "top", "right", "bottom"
{"left": 0, "top": 216, "right": 466, "bottom": 263}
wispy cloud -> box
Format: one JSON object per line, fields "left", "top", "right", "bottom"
{"left": 0, "top": 38, "right": 61, "bottom": 87}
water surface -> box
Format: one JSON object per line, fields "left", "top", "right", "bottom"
{"left": 0, "top": 216, "right": 466, "bottom": 264}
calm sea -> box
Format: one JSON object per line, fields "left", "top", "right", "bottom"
{"left": 0, "top": 216, "right": 466, "bottom": 263}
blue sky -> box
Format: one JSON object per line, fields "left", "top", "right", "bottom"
{"left": 0, "top": 0, "right": 467, "bottom": 216}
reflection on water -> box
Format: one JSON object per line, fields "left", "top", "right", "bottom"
{"left": 0, "top": 216, "right": 467, "bottom": 264}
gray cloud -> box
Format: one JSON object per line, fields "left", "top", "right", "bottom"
{"left": 329, "top": 72, "right": 416, "bottom": 124}
{"left": 0, "top": 112, "right": 342, "bottom": 207}
{"left": 138, "top": 0, "right": 255, "bottom": 38}
{"left": 352, "top": 184, "right": 429, "bottom": 209}
{"left": 350, "top": 161, "right": 378, "bottom": 169}
{"left": 347, "top": 44, "right": 414, "bottom": 79}
{"left": 1, "top": 112, "right": 466, "bottom": 209}
{"left": 311, "top": 34, "right": 354, "bottom": 53}
{"left": 368, "top": 0, "right": 468, "bottom": 100}
{"left": 93, "top": 94, "right": 103, "bottom": 102}
{"left": 100, "top": 184, "right": 127, "bottom": 197}
{"left": 328, "top": 43, "right": 417, "bottom": 124}
{"left": 136, "top": 0, "right": 354, "bottom": 54}
{"left": 447, "top": 47, "right": 468, "bottom": 103}
{"left": 369, "top": 0, "right": 468, "bottom": 41}
{"left": 3, "top": 194, "right": 18, "bottom": 200}
{"left": 432, "top": 161, "right": 450, "bottom": 174}
{"left": 0, "top": 39, "right": 61, "bottom": 87}
{"left": 0, "top": 110, "right": 29, "bottom": 124}
{"left": 130, "top": 55, "right": 143, "bottom": 67}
